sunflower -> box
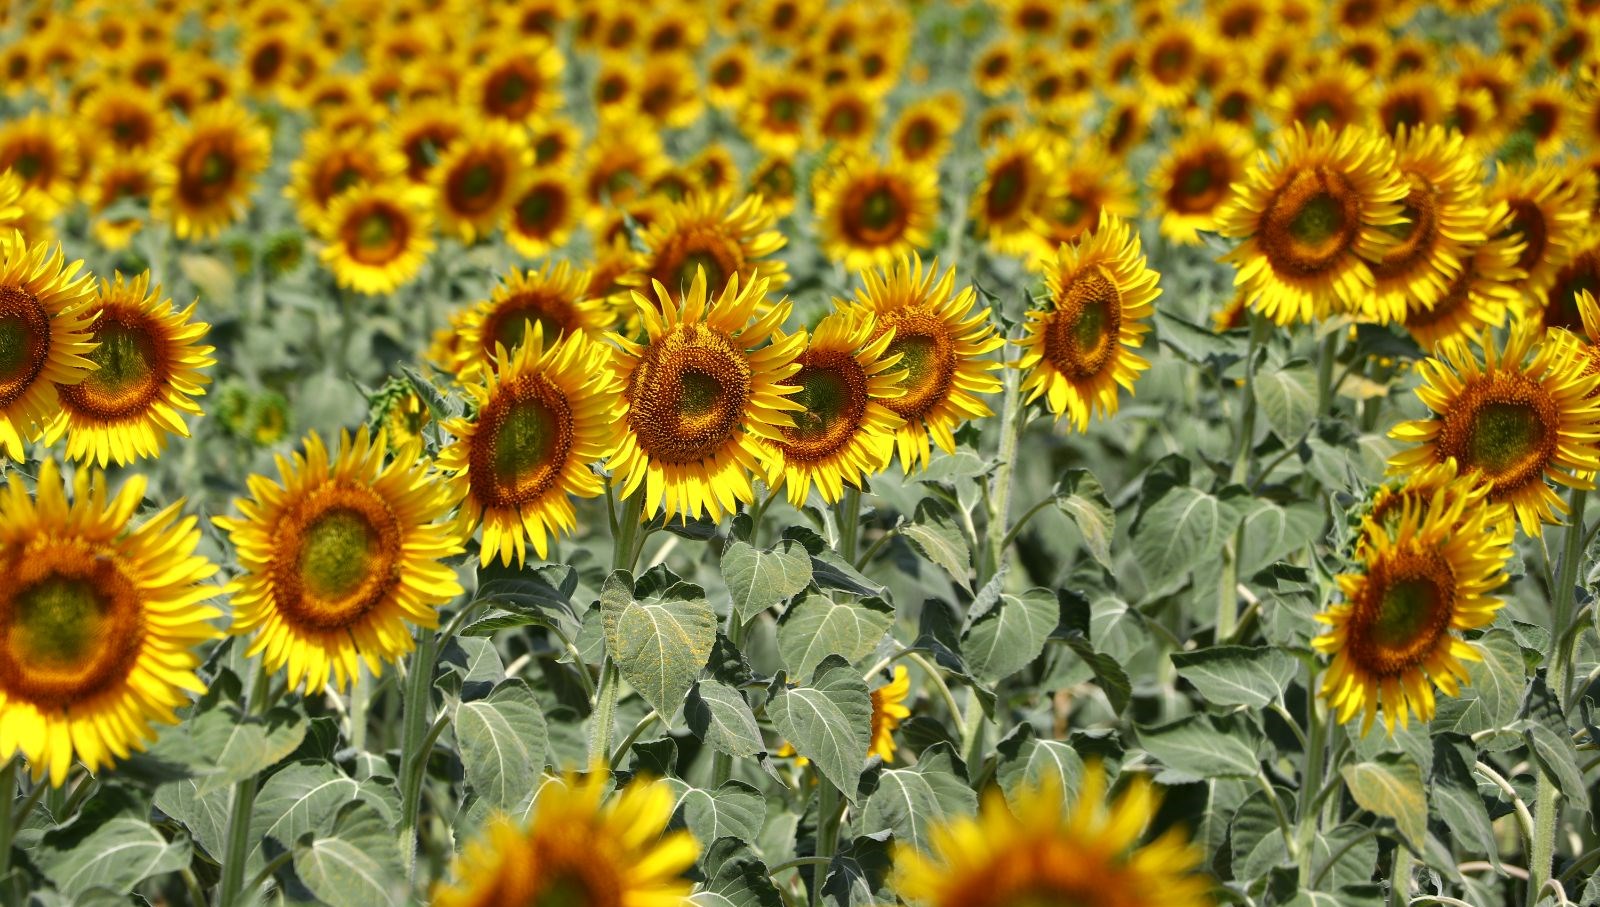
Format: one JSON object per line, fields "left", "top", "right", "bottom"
{"left": 814, "top": 155, "right": 938, "bottom": 272}
{"left": 1150, "top": 121, "right": 1254, "bottom": 246}
{"left": 1403, "top": 204, "right": 1524, "bottom": 350}
{"left": 839, "top": 256, "right": 1003, "bottom": 470}
{"left": 870, "top": 665, "right": 912, "bottom": 763}
{"left": 41, "top": 272, "right": 212, "bottom": 467}
{"left": 608, "top": 269, "right": 802, "bottom": 523}
{"left": 689, "top": 144, "right": 739, "bottom": 196}
{"left": 1542, "top": 235, "right": 1600, "bottom": 335}
{"left": 0, "top": 111, "right": 80, "bottom": 214}
{"left": 80, "top": 84, "right": 167, "bottom": 155}
{"left": 465, "top": 42, "right": 564, "bottom": 125}
{"left": 1024, "top": 145, "right": 1139, "bottom": 263}
{"left": 895, "top": 763, "right": 1213, "bottom": 907}
{"left": 973, "top": 130, "right": 1054, "bottom": 258}
{"left": 764, "top": 311, "right": 905, "bottom": 507}
{"left": 1216, "top": 122, "right": 1408, "bottom": 325}
{"left": 432, "top": 769, "right": 699, "bottom": 907}
{"left": 1017, "top": 214, "right": 1159, "bottom": 432}
{"left": 433, "top": 118, "right": 531, "bottom": 243}
{"left": 706, "top": 44, "right": 755, "bottom": 110}
{"left": 1389, "top": 320, "right": 1600, "bottom": 536}
{"left": 84, "top": 156, "right": 153, "bottom": 252}
{"left": 815, "top": 89, "right": 880, "bottom": 150}
{"left": 1376, "top": 73, "right": 1450, "bottom": 137}
{"left": 630, "top": 192, "right": 788, "bottom": 305}
{"left": 440, "top": 326, "right": 622, "bottom": 566}
{"left": 529, "top": 118, "right": 581, "bottom": 170}
{"left": 1514, "top": 82, "right": 1577, "bottom": 159}
{"left": 972, "top": 39, "right": 1018, "bottom": 97}
{"left": 1274, "top": 60, "right": 1375, "bottom": 131}
{"left": 286, "top": 128, "right": 408, "bottom": 226}
{"left": 394, "top": 100, "right": 464, "bottom": 184}
{"left": 888, "top": 94, "right": 960, "bottom": 168}
{"left": 582, "top": 126, "right": 669, "bottom": 214}
{"left": 636, "top": 53, "right": 704, "bottom": 130}
{"left": 1100, "top": 90, "right": 1153, "bottom": 160}
{"left": 1211, "top": 77, "right": 1262, "bottom": 127}
{"left": 1315, "top": 489, "right": 1511, "bottom": 735}
{"left": 0, "top": 460, "right": 221, "bottom": 786}
{"left": 504, "top": 170, "right": 581, "bottom": 260}
{"left": 316, "top": 182, "right": 435, "bottom": 296}
{"left": 740, "top": 70, "right": 814, "bottom": 156}
{"left": 451, "top": 261, "right": 610, "bottom": 378}
{"left": 1363, "top": 126, "right": 1489, "bottom": 325}
{"left": 1139, "top": 23, "right": 1205, "bottom": 108}
{"left": 0, "top": 234, "right": 99, "bottom": 460}
{"left": 152, "top": 101, "right": 270, "bottom": 241}
{"left": 217, "top": 427, "right": 464, "bottom": 695}
{"left": 1486, "top": 162, "right": 1592, "bottom": 300}
{"left": 748, "top": 154, "right": 799, "bottom": 217}
{"left": 1356, "top": 458, "right": 1513, "bottom": 558}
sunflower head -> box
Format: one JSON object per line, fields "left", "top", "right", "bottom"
{"left": 0, "top": 232, "right": 100, "bottom": 459}
{"left": 450, "top": 261, "right": 609, "bottom": 379}
{"left": 631, "top": 192, "right": 788, "bottom": 307}
{"left": 315, "top": 182, "right": 436, "bottom": 296}
{"left": 153, "top": 101, "right": 271, "bottom": 240}
{"left": 814, "top": 154, "right": 938, "bottom": 272}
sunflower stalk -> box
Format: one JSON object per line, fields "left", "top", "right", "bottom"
{"left": 1296, "top": 661, "right": 1327, "bottom": 885}
{"left": 0, "top": 759, "right": 15, "bottom": 899}
{"left": 810, "top": 778, "right": 844, "bottom": 907}
{"left": 217, "top": 661, "right": 272, "bottom": 907}
{"left": 838, "top": 487, "right": 863, "bottom": 565}
{"left": 982, "top": 358, "right": 1024, "bottom": 586}
{"left": 1220, "top": 317, "right": 1267, "bottom": 640}
{"left": 397, "top": 627, "right": 440, "bottom": 889}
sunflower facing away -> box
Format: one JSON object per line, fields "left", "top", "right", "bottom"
{"left": 216, "top": 427, "right": 464, "bottom": 694}
{"left": 765, "top": 310, "right": 905, "bottom": 507}
{"left": 894, "top": 763, "right": 1213, "bottom": 907}
{"left": 439, "top": 326, "right": 622, "bottom": 566}
{"left": 839, "top": 256, "right": 1003, "bottom": 471}
{"left": 1017, "top": 214, "right": 1160, "bottom": 432}
{"left": 0, "top": 460, "right": 221, "bottom": 786}
{"left": 1217, "top": 122, "right": 1408, "bottom": 325}
{"left": 43, "top": 271, "right": 214, "bottom": 466}
{"left": 153, "top": 101, "right": 272, "bottom": 240}
{"left": 0, "top": 232, "right": 99, "bottom": 459}
{"left": 316, "top": 182, "right": 436, "bottom": 295}
{"left": 609, "top": 269, "right": 803, "bottom": 523}
{"left": 1315, "top": 489, "right": 1512, "bottom": 735}
{"left": 1388, "top": 320, "right": 1600, "bottom": 537}
{"left": 432, "top": 769, "right": 699, "bottom": 907}
{"left": 814, "top": 154, "right": 939, "bottom": 272}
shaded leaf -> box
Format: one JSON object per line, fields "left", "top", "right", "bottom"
{"left": 860, "top": 745, "right": 978, "bottom": 851}
{"left": 963, "top": 588, "right": 1056, "bottom": 683}
{"left": 1172, "top": 645, "right": 1298, "bottom": 709}
{"left": 1341, "top": 755, "right": 1427, "bottom": 849}
{"left": 1054, "top": 469, "right": 1115, "bottom": 570}
{"left": 293, "top": 801, "right": 405, "bottom": 907}
{"left": 777, "top": 592, "right": 894, "bottom": 677}
{"left": 686, "top": 681, "right": 765, "bottom": 758}
{"left": 455, "top": 679, "right": 550, "bottom": 811}
{"left": 767, "top": 656, "right": 873, "bottom": 802}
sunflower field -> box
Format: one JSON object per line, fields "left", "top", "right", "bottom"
{"left": 6, "top": 0, "right": 1600, "bottom": 905}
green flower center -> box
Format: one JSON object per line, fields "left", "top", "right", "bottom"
{"left": 299, "top": 509, "right": 377, "bottom": 601}
{"left": 1290, "top": 194, "right": 1345, "bottom": 245}
{"left": 1468, "top": 401, "right": 1546, "bottom": 474}
{"left": 12, "top": 576, "right": 105, "bottom": 670}
{"left": 1371, "top": 578, "right": 1441, "bottom": 650}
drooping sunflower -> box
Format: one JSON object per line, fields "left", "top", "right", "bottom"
{"left": 608, "top": 269, "right": 803, "bottom": 523}
{"left": 814, "top": 155, "right": 939, "bottom": 272}
{"left": 315, "top": 181, "right": 435, "bottom": 296}
{"left": 870, "top": 665, "right": 912, "bottom": 763}
{"left": 839, "top": 256, "right": 1003, "bottom": 470}
{"left": 630, "top": 192, "right": 788, "bottom": 305}
{"left": 433, "top": 118, "right": 532, "bottom": 243}
{"left": 1150, "top": 121, "right": 1255, "bottom": 246}
{"left": 890, "top": 94, "right": 962, "bottom": 168}
{"left": 152, "top": 101, "right": 271, "bottom": 240}
{"left": 0, "top": 460, "right": 221, "bottom": 786}
{"left": 765, "top": 311, "right": 905, "bottom": 507}
{"left": 503, "top": 170, "right": 581, "bottom": 260}
{"left": 1486, "top": 162, "right": 1592, "bottom": 300}
{"left": 0, "top": 234, "right": 99, "bottom": 459}
{"left": 973, "top": 130, "right": 1054, "bottom": 258}
{"left": 432, "top": 770, "right": 699, "bottom": 907}
{"left": 1017, "top": 214, "right": 1160, "bottom": 432}
{"left": 1389, "top": 320, "right": 1600, "bottom": 536}
{"left": 450, "top": 261, "right": 610, "bottom": 377}
{"left": 1216, "top": 122, "right": 1408, "bottom": 325}
{"left": 217, "top": 427, "right": 464, "bottom": 695}
{"left": 895, "top": 763, "right": 1213, "bottom": 907}
{"left": 440, "top": 325, "right": 623, "bottom": 566}
{"left": 42, "top": 272, "right": 213, "bottom": 467}
{"left": 285, "top": 128, "right": 407, "bottom": 226}
{"left": 1403, "top": 204, "right": 1524, "bottom": 350}
{"left": 1315, "top": 490, "right": 1511, "bottom": 735}
{"left": 1364, "top": 126, "right": 1489, "bottom": 325}
{"left": 464, "top": 42, "right": 565, "bottom": 125}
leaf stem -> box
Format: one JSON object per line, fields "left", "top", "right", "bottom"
{"left": 610, "top": 710, "right": 661, "bottom": 770}
{"left": 397, "top": 629, "right": 440, "bottom": 889}
{"left": 768, "top": 856, "right": 834, "bottom": 876}
{"left": 905, "top": 652, "right": 968, "bottom": 742}
{"left": 810, "top": 779, "right": 843, "bottom": 907}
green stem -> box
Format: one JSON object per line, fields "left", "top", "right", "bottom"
{"left": 810, "top": 780, "right": 843, "bottom": 907}
{"left": 852, "top": 527, "right": 898, "bottom": 570}
{"left": 1315, "top": 328, "right": 1339, "bottom": 416}
{"left": 217, "top": 663, "right": 271, "bottom": 907}
{"left": 590, "top": 659, "right": 621, "bottom": 765}
{"left": 768, "top": 856, "right": 834, "bottom": 876}
{"left": 1391, "top": 846, "right": 1412, "bottom": 907}
{"left": 614, "top": 491, "right": 645, "bottom": 572}
{"left": 1529, "top": 488, "right": 1588, "bottom": 907}
{"left": 958, "top": 688, "right": 986, "bottom": 777}
{"left": 711, "top": 615, "right": 753, "bottom": 787}
{"left": 349, "top": 663, "right": 370, "bottom": 753}
{"left": 983, "top": 362, "right": 1025, "bottom": 586}
{"left": 0, "top": 760, "right": 15, "bottom": 896}
{"left": 1296, "top": 663, "right": 1327, "bottom": 885}
{"left": 397, "top": 629, "right": 440, "bottom": 888}
{"left": 610, "top": 711, "right": 662, "bottom": 770}
{"left": 244, "top": 848, "right": 296, "bottom": 898}
{"left": 906, "top": 652, "right": 968, "bottom": 742}
{"left": 838, "top": 487, "right": 862, "bottom": 566}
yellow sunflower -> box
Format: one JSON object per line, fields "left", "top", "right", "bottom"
{"left": 890, "top": 94, "right": 962, "bottom": 168}
{"left": 1356, "top": 458, "right": 1513, "bottom": 558}
{"left": 1513, "top": 81, "right": 1578, "bottom": 159}
{"left": 1017, "top": 214, "right": 1160, "bottom": 432}
{"left": 433, "top": 118, "right": 532, "bottom": 243}
{"left": 1541, "top": 232, "right": 1600, "bottom": 336}
{"left": 432, "top": 769, "right": 699, "bottom": 907}
{"left": 0, "top": 233, "right": 99, "bottom": 459}
{"left": 464, "top": 42, "right": 565, "bottom": 125}
{"left": 581, "top": 125, "right": 670, "bottom": 215}
{"left": 152, "top": 101, "right": 271, "bottom": 240}
{"left": 1403, "top": 204, "right": 1524, "bottom": 351}
{"left": 815, "top": 89, "right": 880, "bottom": 150}
{"left": 80, "top": 83, "right": 167, "bottom": 155}
{"left": 1376, "top": 73, "right": 1451, "bottom": 138}
{"left": 814, "top": 154, "right": 938, "bottom": 272}
{"left": 973, "top": 130, "right": 1054, "bottom": 258}
{"left": 895, "top": 764, "right": 1213, "bottom": 907}
{"left": 1486, "top": 162, "right": 1593, "bottom": 300}
{"left": 706, "top": 44, "right": 755, "bottom": 110}
{"left": 1216, "top": 122, "right": 1408, "bottom": 325}
{"left": 1025, "top": 147, "right": 1139, "bottom": 265}
{"left": 450, "top": 261, "right": 610, "bottom": 378}
{"left": 43, "top": 272, "right": 213, "bottom": 467}
{"left": 838, "top": 256, "right": 1004, "bottom": 471}
{"left": 1100, "top": 90, "right": 1153, "bottom": 160}
{"left": 0, "top": 111, "right": 80, "bottom": 214}
{"left": 870, "top": 665, "right": 912, "bottom": 763}
{"left": 1150, "top": 121, "right": 1255, "bottom": 246}
{"left": 84, "top": 155, "right": 153, "bottom": 252}
{"left": 608, "top": 269, "right": 803, "bottom": 523}
{"left": 972, "top": 39, "right": 1018, "bottom": 97}
{"left": 315, "top": 182, "right": 434, "bottom": 296}
{"left": 765, "top": 311, "right": 905, "bottom": 507}
{"left": 740, "top": 70, "right": 814, "bottom": 156}
{"left": 636, "top": 53, "right": 705, "bottom": 130}
{"left": 0, "top": 460, "right": 221, "bottom": 786}
{"left": 628, "top": 191, "right": 788, "bottom": 308}
{"left": 1273, "top": 60, "right": 1375, "bottom": 132}
{"left": 748, "top": 154, "right": 799, "bottom": 217}
{"left": 1389, "top": 320, "right": 1600, "bottom": 536}
{"left": 1315, "top": 489, "right": 1511, "bottom": 735}
{"left": 285, "top": 128, "right": 408, "bottom": 226}
{"left": 217, "top": 426, "right": 465, "bottom": 695}
{"left": 1138, "top": 23, "right": 1205, "bottom": 108}
{"left": 503, "top": 170, "right": 581, "bottom": 260}
{"left": 394, "top": 99, "right": 464, "bottom": 184}
{"left": 440, "top": 326, "right": 622, "bottom": 567}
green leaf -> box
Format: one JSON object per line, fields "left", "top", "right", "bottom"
{"left": 1138, "top": 714, "right": 1260, "bottom": 782}
{"left": 901, "top": 499, "right": 973, "bottom": 592}
{"left": 996, "top": 732, "right": 1083, "bottom": 811}
{"left": 38, "top": 818, "right": 191, "bottom": 897}
{"left": 1340, "top": 755, "right": 1427, "bottom": 849}
{"left": 1236, "top": 499, "right": 1323, "bottom": 576}
{"left": 602, "top": 569, "right": 718, "bottom": 719}
{"left": 721, "top": 538, "right": 813, "bottom": 625}
{"left": 963, "top": 588, "right": 1057, "bottom": 683}
{"left": 686, "top": 680, "right": 766, "bottom": 758}
{"left": 1172, "top": 645, "right": 1298, "bottom": 709}
{"left": 1441, "top": 629, "right": 1524, "bottom": 735}
{"left": 767, "top": 656, "right": 873, "bottom": 802}
{"left": 455, "top": 679, "right": 550, "bottom": 811}
{"left": 1155, "top": 309, "right": 1247, "bottom": 367}
{"left": 821, "top": 833, "right": 893, "bottom": 907}
{"left": 1519, "top": 677, "right": 1587, "bottom": 813}
{"left": 1230, "top": 787, "right": 1289, "bottom": 882}
{"left": 294, "top": 801, "right": 405, "bottom": 907}
{"left": 249, "top": 762, "right": 360, "bottom": 868}
{"left": 1054, "top": 469, "right": 1115, "bottom": 570}
{"left": 152, "top": 780, "right": 230, "bottom": 860}
{"left": 777, "top": 591, "right": 895, "bottom": 678}
{"left": 665, "top": 780, "right": 767, "bottom": 850}
{"left": 193, "top": 705, "right": 310, "bottom": 796}
{"left": 783, "top": 526, "right": 887, "bottom": 598}
{"left": 1311, "top": 824, "right": 1380, "bottom": 891}
{"left": 1431, "top": 740, "right": 1499, "bottom": 871}
{"left": 1253, "top": 361, "right": 1317, "bottom": 440}
{"left": 693, "top": 840, "right": 785, "bottom": 907}
{"left": 861, "top": 745, "right": 978, "bottom": 851}
{"left": 1131, "top": 485, "right": 1241, "bottom": 590}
